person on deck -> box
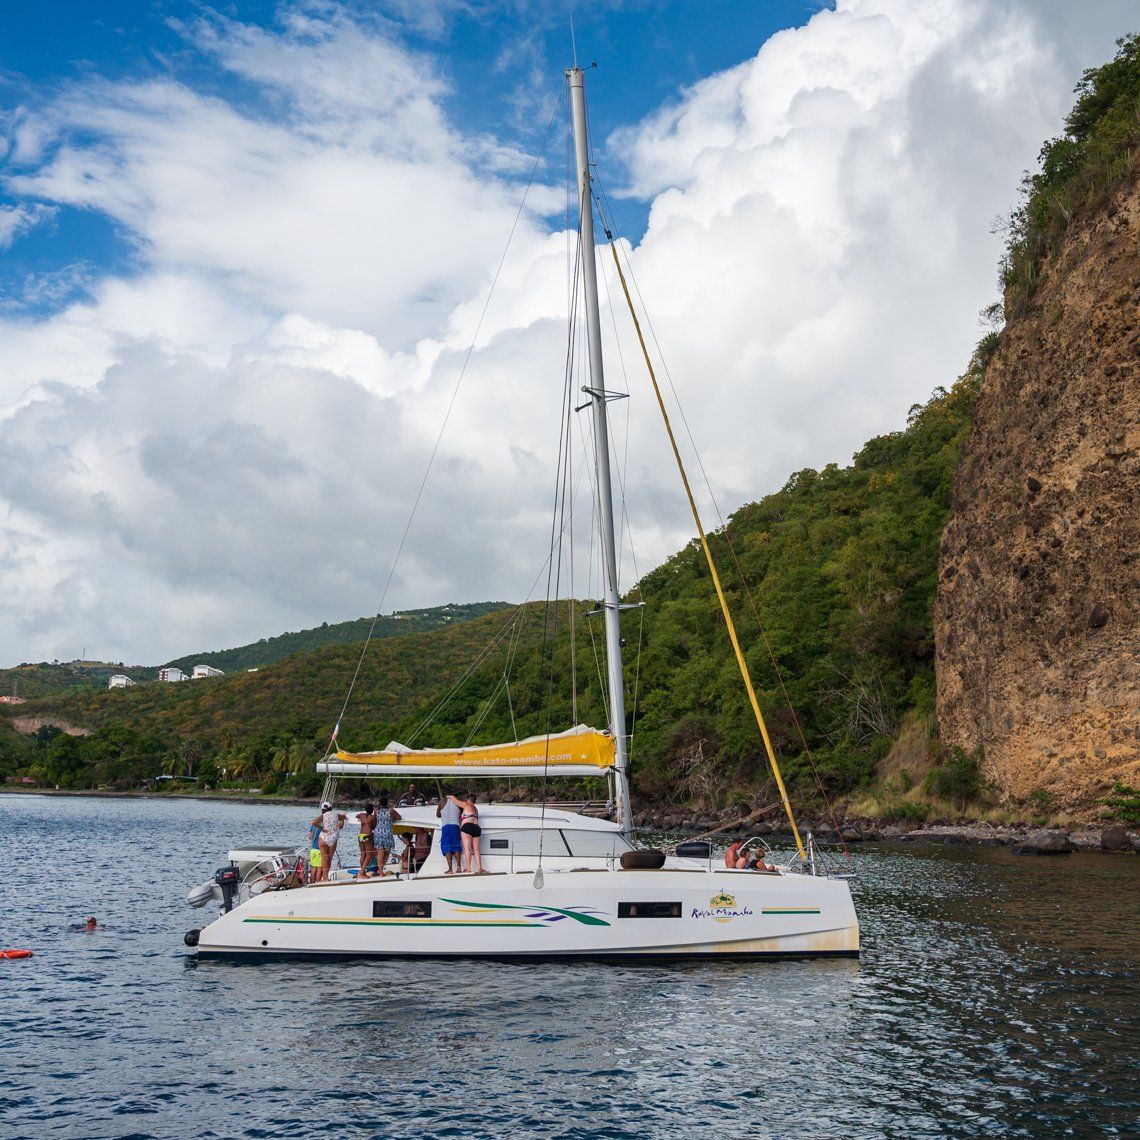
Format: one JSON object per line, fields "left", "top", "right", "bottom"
{"left": 725, "top": 840, "right": 745, "bottom": 869}
{"left": 308, "top": 822, "right": 322, "bottom": 884}
{"left": 356, "top": 803, "right": 377, "bottom": 879}
{"left": 436, "top": 792, "right": 464, "bottom": 874}
{"left": 456, "top": 791, "right": 484, "bottom": 874}
{"left": 412, "top": 826, "right": 431, "bottom": 871}
{"left": 397, "top": 783, "right": 422, "bottom": 808}
{"left": 312, "top": 801, "right": 347, "bottom": 883}
{"left": 373, "top": 795, "right": 401, "bottom": 877}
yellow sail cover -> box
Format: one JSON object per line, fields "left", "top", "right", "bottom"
{"left": 321, "top": 725, "right": 615, "bottom": 777}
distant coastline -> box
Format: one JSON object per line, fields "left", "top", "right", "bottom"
{"left": 0, "top": 787, "right": 315, "bottom": 808}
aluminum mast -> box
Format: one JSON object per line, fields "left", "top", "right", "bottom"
{"left": 567, "top": 67, "right": 633, "bottom": 834}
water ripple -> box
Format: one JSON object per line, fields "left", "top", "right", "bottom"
{"left": 0, "top": 795, "right": 1136, "bottom": 1137}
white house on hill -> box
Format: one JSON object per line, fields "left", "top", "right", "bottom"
{"left": 191, "top": 664, "right": 224, "bottom": 679}
{"left": 108, "top": 674, "right": 136, "bottom": 689}
{"left": 157, "top": 667, "right": 187, "bottom": 682}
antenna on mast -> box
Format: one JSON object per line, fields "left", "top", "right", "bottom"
{"left": 569, "top": 7, "right": 578, "bottom": 69}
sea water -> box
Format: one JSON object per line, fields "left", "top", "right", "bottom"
{"left": 0, "top": 794, "right": 1136, "bottom": 1138}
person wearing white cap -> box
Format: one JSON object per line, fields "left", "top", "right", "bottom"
{"left": 310, "top": 801, "right": 346, "bottom": 883}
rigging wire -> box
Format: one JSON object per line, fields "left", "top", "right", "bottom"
{"left": 327, "top": 100, "right": 561, "bottom": 753}
{"left": 535, "top": 206, "right": 582, "bottom": 874}
{"left": 599, "top": 224, "right": 807, "bottom": 861}
{"left": 407, "top": 429, "right": 598, "bottom": 746}
{"left": 405, "top": 607, "right": 529, "bottom": 745}
{"left": 592, "top": 173, "right": 850, "bottom": 859}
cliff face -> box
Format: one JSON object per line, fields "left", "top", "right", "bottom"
{"left": 935, "top": 162, "right": 1140, "bottom": 808}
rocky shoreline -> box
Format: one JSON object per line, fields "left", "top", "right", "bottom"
{"left": 632, "top": 808, "right": 1137, "bottom": 853}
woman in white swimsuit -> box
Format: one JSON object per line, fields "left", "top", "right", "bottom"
{"left": 311, "top": 801, "right": 346, "bottom": 883}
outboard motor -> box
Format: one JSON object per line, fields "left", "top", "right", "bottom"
{"left": 214, "top": 864, "right": 240, "bottom": 913}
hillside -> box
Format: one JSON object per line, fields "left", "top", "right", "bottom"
{"left": 0, "top": 377, "right": 977, "bottom": 801}
{"left": 159, "top": 602, "right": 511, "bottom": 674}
{"left": 0, "top": 602, "right": 509, "bottom": 702}
{"left": 0, "top": 660, "right": 147, "bottom": 701}
{"left": 936, "top": 36, "right": 1140, "bottom": 809}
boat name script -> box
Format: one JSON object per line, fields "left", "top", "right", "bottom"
{"left": 692, "top": 904, "right": 755, "bottom": 921}
{"left": 693, "top": 892, "right": 754, "bottom": 922}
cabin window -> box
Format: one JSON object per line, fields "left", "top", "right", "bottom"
{"left": 560, "top": 830, "right": 633, "bottom": 858}
{"left": 479, "top": 830, "right": 570, "bottom": 857}
{"left": 618, "top": 902, "right": 682, "bottom": 919}
{"left": 373, "top": 900, "right": 432, "bottom": 919}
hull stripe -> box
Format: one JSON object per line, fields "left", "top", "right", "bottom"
{"left": 243, "top": 916, "right": 543, "bottom": 928}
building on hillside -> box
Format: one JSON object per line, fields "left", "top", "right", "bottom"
{"left": 191, "top": 664, "right": 224, "bottom": 679}
{"left": 108, "top": 675, "right": 136, "bottom": 689}
{"left": 0, "top": 694, "right": 26, "bottom": 704}
{"left": 157, "top": 667, "right": 187, "bottom": 683}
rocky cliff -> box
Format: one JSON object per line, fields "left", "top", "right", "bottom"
{"left": 935, "top": 158, "right": 1139, "bottom": 808}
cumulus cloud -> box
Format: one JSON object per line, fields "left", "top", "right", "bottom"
{"left": 607, "top": 0, "right": 1131, "bottom": 501}
{"left": 0, "top": 0, "right": 1135, "bottom": 666}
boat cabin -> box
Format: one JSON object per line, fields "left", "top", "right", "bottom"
{"left": 324, "top": 803, "right": 634, "bottom": 881}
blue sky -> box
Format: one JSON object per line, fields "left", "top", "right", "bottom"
{"left": 1, "top": 1, "right": 825, "bottom": 318}
{"left": 0, "top": 0, "right": 1135, "bottom": 665}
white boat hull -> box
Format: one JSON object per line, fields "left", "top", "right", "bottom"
{"left": 195, "top": 867, "right": 859, "bottom": 959}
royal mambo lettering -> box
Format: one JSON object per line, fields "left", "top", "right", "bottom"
{"left": 691, "top": 905, "right": 754, "bottom": 920}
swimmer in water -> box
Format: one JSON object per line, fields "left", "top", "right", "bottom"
{"left": 84, "top": 916, "right": 97, "bottom": 931}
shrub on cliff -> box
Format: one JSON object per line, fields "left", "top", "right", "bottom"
{"left": 1102, "top": 781, "right": 1140, "bottom": 825}
{"left": 925, "top": 746, "right": 987, "bottom": 810}
{"left": 1003, "top": 32, "right": 1140, "bottom": 313}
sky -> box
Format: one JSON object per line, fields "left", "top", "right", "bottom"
{"left": 0, "top": 0, "right": 1135, "bottom": 668}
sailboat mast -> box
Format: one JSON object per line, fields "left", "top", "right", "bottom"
{"left": 567, "top": 67, "right": 632, "bottom": 835}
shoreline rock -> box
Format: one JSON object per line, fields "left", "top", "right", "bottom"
{"left": 1011, "top": 828, "right": 1074, "bottom": 856}
{"left": 631, "top": 809, "right": 1137, "bottom": 855}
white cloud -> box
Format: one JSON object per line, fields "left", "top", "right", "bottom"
{"left": 607, "top": 0, "right": 1131, "bottom": 503}
{"left": 0, "top": 0, "right": 1136, "bottom": 666}
{"left": 0, "top": 201, "right": 56, "bottom": 248}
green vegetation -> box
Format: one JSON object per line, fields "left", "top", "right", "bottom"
{"left": 161, "top": 602, "right": 510, "bottom": 674}
{"left": 0, "top": 661, "right": 149, "bottom": 701}
{"left": 1003, "top": 33, "right": 1140, "bottom": 314}
{"left": 924, "top": 747, "right": 987, "bottom": 811}
{"left": 1102, "top": 782, "right": 1140, "bottom": 825}
{"left": 0, "top": 603, "right": 509, "bottom": 705}
{"left": 627, "top": 373, "right": 979, "bottom": 804}
{"left": 0, "top": 606, "right": 560, "bottom": 794}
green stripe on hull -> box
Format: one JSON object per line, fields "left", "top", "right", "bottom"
{"left": 243, "top": 916, "right": 543, "bottom": 928}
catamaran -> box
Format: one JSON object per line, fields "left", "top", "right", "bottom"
{"left": 184, "top": 66, "right": 859, "bottom": 960}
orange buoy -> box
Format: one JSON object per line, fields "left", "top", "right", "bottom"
{"left": 1, "top": 949, "right": 33, "bottom": 959}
